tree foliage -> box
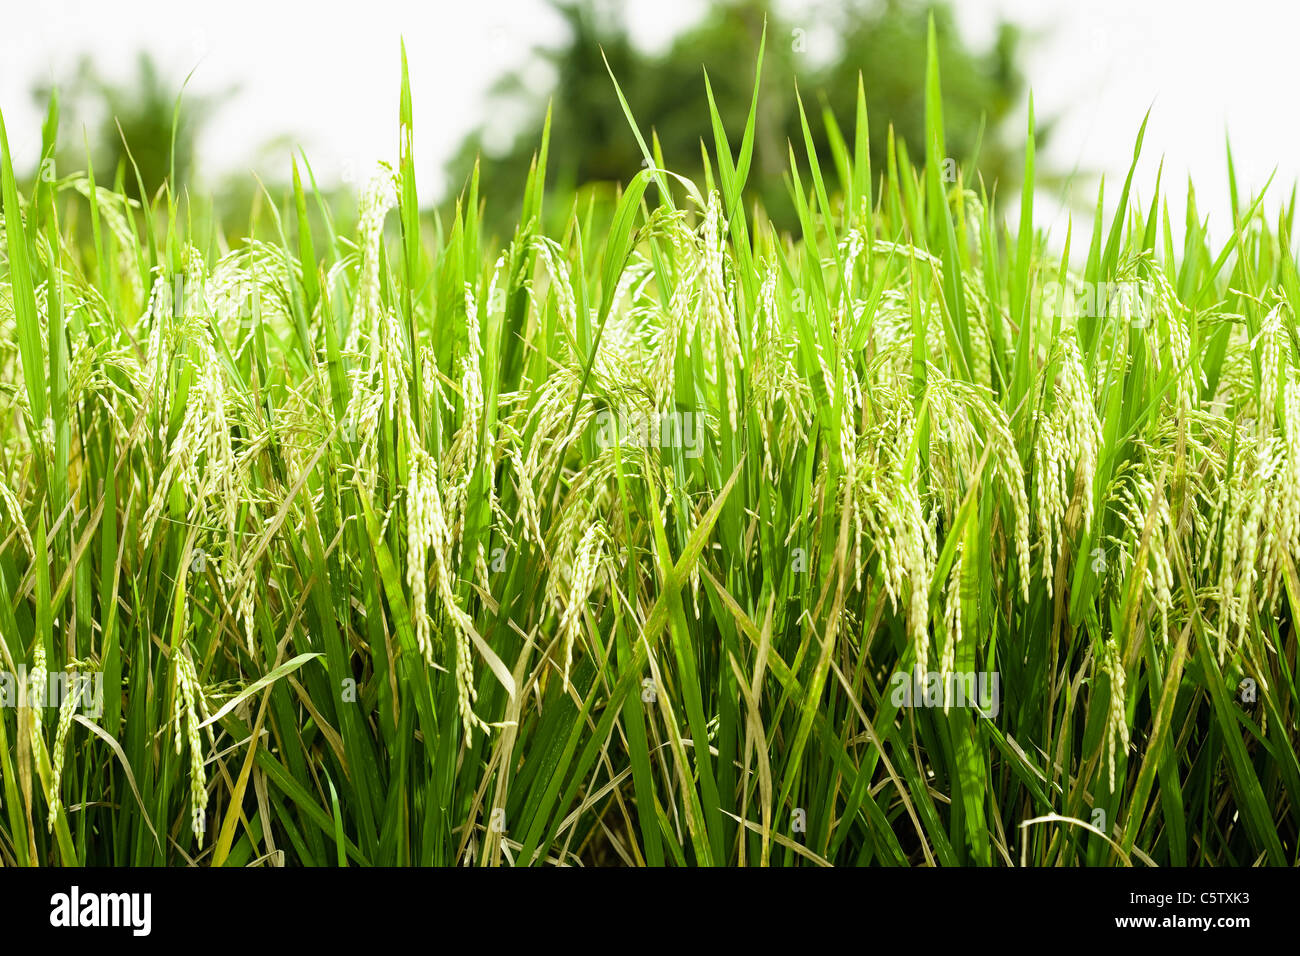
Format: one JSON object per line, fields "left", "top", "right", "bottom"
{"left": 447, "top": 0, "right": 1041, "bottom": 234}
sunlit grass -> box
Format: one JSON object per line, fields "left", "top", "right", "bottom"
{"left": 0, "top": 27, "right": 1296, "bottom": 866}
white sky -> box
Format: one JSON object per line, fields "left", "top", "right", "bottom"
{"left": 0, "top": 0, "right": 1293, "bottom": 244}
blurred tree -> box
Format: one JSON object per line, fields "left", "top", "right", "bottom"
{"left": 447, "top": 0, "right": 1047, "bottom": 236}
{"left": 34, "top": 53, "right": 232, "bottom": 202}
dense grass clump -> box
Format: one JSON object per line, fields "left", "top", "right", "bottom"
{"left": 0, "top": 34, "right": 1297, "bottom": 866}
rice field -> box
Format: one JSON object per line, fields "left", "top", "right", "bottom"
{"left": 0, "top": 32, "right": 1297, "bottom": 867}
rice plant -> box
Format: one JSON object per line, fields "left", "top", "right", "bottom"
{"left": 0, "top": 29, "right": 1296, "bottom": 867}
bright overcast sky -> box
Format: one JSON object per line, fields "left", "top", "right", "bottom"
{"left": 0, "top": 0, "right": 1292, "bottom": 244}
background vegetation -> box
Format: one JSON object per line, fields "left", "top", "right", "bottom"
{"left": 448, "top": 0, "right": 1038, "bottom": 235}
{"left": 32, "top": 0, "right": 1043, "bottom": 238}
